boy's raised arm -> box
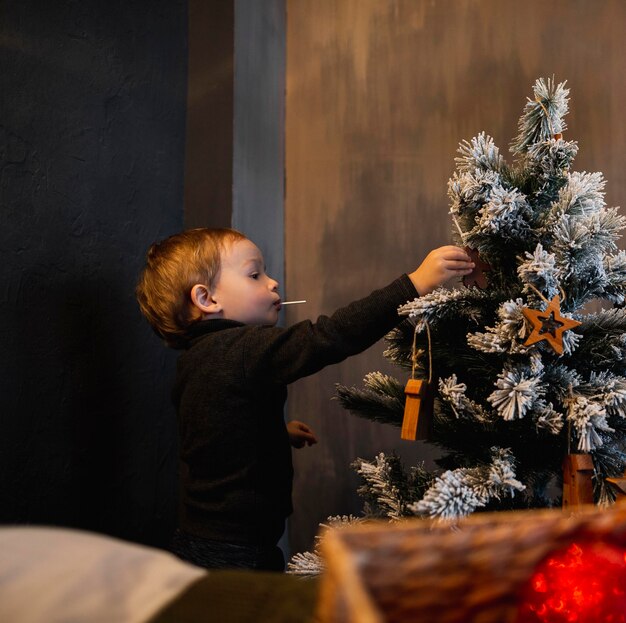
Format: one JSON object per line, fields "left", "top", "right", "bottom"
{"left": 242, "top": 246, "right": 473, "bottom": 386}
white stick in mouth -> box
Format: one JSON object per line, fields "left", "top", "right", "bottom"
{"left": 281, "top": 300, "right": 307, "bottom": 305}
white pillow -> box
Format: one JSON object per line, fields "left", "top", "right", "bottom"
{"left": 0, "top": 526, "right": 206, "bottom": 623}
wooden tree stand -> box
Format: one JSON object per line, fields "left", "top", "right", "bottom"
{"left": 316, "top": 505, "right": 626, "bottom": 623}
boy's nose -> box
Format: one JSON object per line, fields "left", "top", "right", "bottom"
{"left": 269, "top": 279, "right": 279, "bottom": 292}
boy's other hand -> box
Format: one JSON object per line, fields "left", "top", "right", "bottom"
{"left": 409, "top": 246, "right": 475, "bottom": 296}
{"left": 287, "top": 420, "right": 318, "bottom": 449}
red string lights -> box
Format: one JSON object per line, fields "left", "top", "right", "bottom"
{"left": 516, "top": 539, "right": 626, "bottom": 623}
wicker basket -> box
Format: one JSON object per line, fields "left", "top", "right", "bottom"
{"left": 316, "top": 505, "right": 626, "bottom": 623}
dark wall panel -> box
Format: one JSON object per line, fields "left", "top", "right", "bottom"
{"left": 233, "top": 0, "right": 285, "bottom": 289}
{"left": 0, "top": 0, "right": 187, "bottom": 546}
{"left": 286, "top": 0, "right": 626, "bottom": 552}
{"left": 185, "top": 0, "right": 234, "bottom": 229}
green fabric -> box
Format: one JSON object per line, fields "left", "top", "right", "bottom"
{"left": 150, "top": 571, "right": 319, "bottom": 623}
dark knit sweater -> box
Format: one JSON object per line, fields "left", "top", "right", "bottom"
{"left": 172, "top": 274, "right": 418, "bottom": 546}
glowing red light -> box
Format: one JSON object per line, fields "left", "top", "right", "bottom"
{"left": 516, "top": 540, "right": 626, "bottom": 623}
{"left": 534, "top": 573, "right": 548, "bottom": 593}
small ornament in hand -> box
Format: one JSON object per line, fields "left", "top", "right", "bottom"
{"left": 462, "top": 247, "right": 492, "bottom": 289}
{"left": 522, "top": 295, "right": 581, "bottom": 355}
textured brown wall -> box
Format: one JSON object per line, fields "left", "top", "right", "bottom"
{"left": 285, "top": 0, "right": 626, "bottom": 553}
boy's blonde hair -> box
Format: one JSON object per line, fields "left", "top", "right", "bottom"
{"left": 136, "top": 227, "right": 246, "bottom": 348}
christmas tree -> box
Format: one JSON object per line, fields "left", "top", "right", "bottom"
{"left": 288, "top": 77, "right": 626, "bottom": 575}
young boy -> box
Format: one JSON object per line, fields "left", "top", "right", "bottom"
{"left": 136, "top": 228, "right": 474, "bottom": 571}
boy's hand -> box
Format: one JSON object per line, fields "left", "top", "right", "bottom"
{"left": 287, "top": 420, "right": 318, "bottom": 449}
{"left": 409, "top": 246, "right": 475, "bottom": 296}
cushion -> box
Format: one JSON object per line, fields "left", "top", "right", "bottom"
{"left": 0, "top": 526, "right": 206, "bottom": 623}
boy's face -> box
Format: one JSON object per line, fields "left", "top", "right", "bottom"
{"left": 210, "top": 238, "right": 281, "bottom": 326}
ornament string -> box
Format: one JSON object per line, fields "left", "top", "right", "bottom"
{"left": 536, "top": 98, "right": 556, "bottom": 137}
{"left": 526, "top": 283, "right": 550, "bottom": 305}
{"left": 526, "top": 282, "right": 568, "bottom": 305}
{"left": 450, "top": 213, "right": 467, "bottom": 243}
{"left": 567, "top": 416, "right": 572, "bottom": 456}
{"left": 411, "top": 320, "right": 433, "bottom": 384}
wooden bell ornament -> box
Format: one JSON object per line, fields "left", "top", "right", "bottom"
{"left": 401, "top": 379, "right": 432, "bottom": 440}
{"left": 401, "top": 322, "right": 433, "bottom": 441}
{"left": 562, "top": 453, "right": 594, "bottom": 511}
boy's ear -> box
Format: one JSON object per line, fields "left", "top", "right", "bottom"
{"left": 190, "top": 284, "right": 221, "bottom": 315}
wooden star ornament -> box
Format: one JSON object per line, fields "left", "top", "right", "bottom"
{"left": 522, "top": 295, "right": 581, "bottom": 356}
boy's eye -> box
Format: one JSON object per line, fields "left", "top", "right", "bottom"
{"left": 250, "top": 273, "right": 259, "bottom": 279}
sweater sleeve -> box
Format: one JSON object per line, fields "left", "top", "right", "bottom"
{"left": 241, "top": 274, "right": 418, "bottom": 386}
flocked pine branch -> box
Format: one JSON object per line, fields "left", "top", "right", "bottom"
{"left": 466, "top": 298, "right": 529, "bottom": 354}
{"left": 438, "top": 374, "right": 496, "bottom": 423}
{"left": 286, "top": 515, "right": 364, "bottom": 577}
{"left": 524, "top": 137, "right": 579, "bottom": 209}
{"left": 286, "top": 551, "right": 324, "bottom": 577}
{"left": 398, "top": 287, "right": 491, "bottom": 331}
{"left": 594, "top": 433, "right": 626, "bottom": 506}
{"left": 574, "top": 309, "right": 626, "bottom": 371}
{"left": 335, "top": 372, "right": 405, "bottom": 427}
{"left": 353, "top": 453, "right": 432, "bottom": 520}
{"left": 604, "top": 250, "right": 626, "bottom": 304}
{"left": 556, "top": 171, "right": 606, "bottom": 217}
{"left": 511, "top": 77, "right": 570, "bottom": 154}
{"left": 455, "top": 132, "right": 507, "bottom": 175}
{"left": 488, "top": 363, "right": 546, "bottom": 421}
{"left": 517, "top": 244, "right": 562, "bottom": 300}
{"left": 410, "top": 448, "right": 525, "bottom": 520}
